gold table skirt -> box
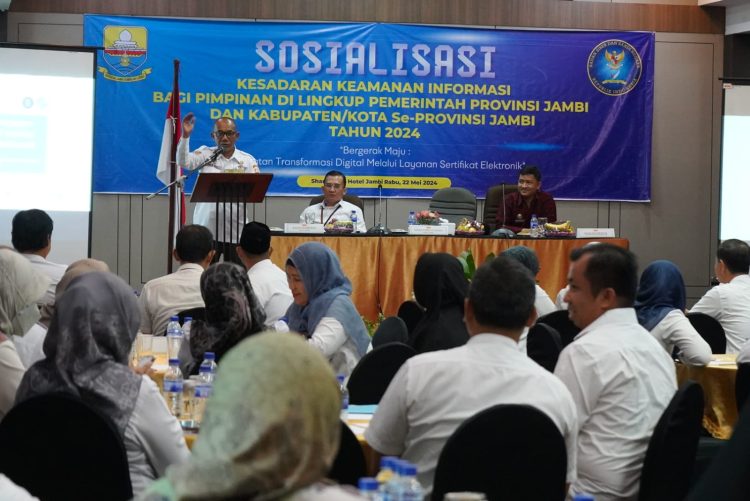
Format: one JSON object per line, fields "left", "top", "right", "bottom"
{"left": 269, "top": 235, "right": 628, "bottom": 321}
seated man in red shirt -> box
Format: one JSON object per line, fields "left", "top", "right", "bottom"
{"left": 497, "top": 165, "right": 557, "bottom": 233}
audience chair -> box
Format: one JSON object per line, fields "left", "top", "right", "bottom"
{"left": 482, "top": 183, "right": 519, "bottom": 231}
{"left": 309, "top": 194, "right": 365, "bottom": 212}
{"left": 371, "top": 316, "right": 409, "bottom": 348}
{"left": 736, "top": 363, "right": 750, "bottom": 413}
{"left": 527, "top": 323, "right": 563, "bottom": 372}
{"left": 638, "top": 381, "right": 705, "bottom": 501}
{"left": 396, "top": 300, "right": 424, "bottom": 335}
{"left": 327, "top": 421, "right": 367, "bottom": 486}
{"left": 347, "top": 343, "right": 417, "bottom": 405}
{"left": 0, "top": 393, "right": 133, "bottom": 501}
{"left": 431, "top": 404, "right": 567, "bottom": 501}
{"left": 428, "top": 187, "right": 477, "bottom": 223}
{"left": 177, "top": 306, "right": 206, "bottom": 324}
{"left": 536, "top": 310, "right": 581, "bottom": 348}
{"left": 686, "top": 312, "right": 726, "bottom": 354}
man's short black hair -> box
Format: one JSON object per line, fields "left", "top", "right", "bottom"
{"left": 11, "top": 209, "right": 53, "bottom": 252}
{"left": 175, "top": 225, "right": 213, "bottom": 263}
{"left": 469, "top": 255, "right": 536, "bottom": 330}
{"left": 570, "top": 243, "right": 638, "bottom": 306}
{"left": 323, "top": 170, "right": 347, "bottom": 187}
{"left": 519, "top": 165, "right": 542, "bottom": 182}
{"left": 718, "top": 239, "right": 750, "bottom": 274}
{"left": 239, "top": 222, "right": 271, "bottom": 255}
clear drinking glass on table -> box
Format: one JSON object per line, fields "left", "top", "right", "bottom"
{"left": 537, "top": 217, "right": 548, "bottom": 237}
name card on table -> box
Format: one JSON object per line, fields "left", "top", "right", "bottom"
{"left": 284, "top": 223, "right": 325, "bottom": 234}
{"left": 576, "top": 228, "right": 616, "bottom": 238}
{"left": 408, "top": 223, "right": 456, "bottom": 236}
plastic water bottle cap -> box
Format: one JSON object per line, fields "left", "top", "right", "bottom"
{"left": 336, "top": 374, "right": 345, "bottom": 384}
{"left": 170, "top": 315, "right": 179, "bottom": 321}
{"left": 401, "top": 463, "right": 417, "bottom": 476}
{"left": 168, "top": 358, "right": 180, "bottom": 365}
{"left": 184, "top": 317, "right": 192, "bottom": 322}
{"left": 572, "top": 495, "right": 595, "bottom": 501}
{"left": 204, "top": 352, "right": 216, "bottom": 360}
{"left": 380, "top": 456, "right": 397, "bottom": 469}
{"left": 358, "top": 477, "right": 379, "bottom": 491}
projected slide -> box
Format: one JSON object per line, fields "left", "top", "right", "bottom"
{"left": 720, "top": 85, "right": 750, "bottom": 242}
{"left": 0, "top": 45, "right": 95, "bottom": 263}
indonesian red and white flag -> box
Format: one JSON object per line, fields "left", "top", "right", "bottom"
{"left": 155, "top": 76, "right": 186, "bottom": 225}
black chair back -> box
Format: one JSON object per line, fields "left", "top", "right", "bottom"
{"left": 431, "top": 404, "right": 567, "bottom": 501}
{"left": 397, "top": 300, "right": 424, "bottom": 335}
{"left": 686, "top": 312, "right": 726, "bottom": 354}
{"left": 527, "top": 323, "right": 563, "bottom": 372}
{"left": 536, "top": 310, "right": 580, "bottom": 348}
{"left": 372, "top": 316, "right": 409, "bottom": 348}
{"left": 347, "top": 343, "right": 416, "bottom": 405}
{"left": 327, "top": 421, "right": 367, "bottom": 486}
{"left": 178, "top": 306, "right": 206, "bottom": 324}
{"left": 0, "top": 393, "right": 133, "bottom": 501}
{"left": 428, "top": 187, "right": 477, "bottom": 223}
{"left": 638, "top": 381, "right": 705, "bottom": 501}
{"left": 309, "top": 194, "right": 365, "bottom": 212}
{"left": 482, "top": 184, "right": 519, "bottom": 231}
{"left": 736, "top": 363, "right": 750, "bottom": 413}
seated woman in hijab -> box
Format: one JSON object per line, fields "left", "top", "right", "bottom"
{"left": 501, "top": 245, "right": 557, "bottom": 352}
{"left": 408, "top": 252, "right": 470, "bottom": 354}
{"left": 635, "top": 260, "right": 712, "bottom": 366}
{"left": 15, "top": 272, "right": 190, "bottom": 495}
{"left": 139, "top": 332, "right": 362, "bottom": 501}
{"left": 285, "top": 242, "right": 369, "bottom": 376}
{"left": 184, "top": 262, "right": 266, "bottom": 375}
{"left": 0, "top": 247, "right": 49, "bottom": 420}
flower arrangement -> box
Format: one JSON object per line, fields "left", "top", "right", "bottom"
{"left": 415, "top": 210, "right": 440, "bottom": 225}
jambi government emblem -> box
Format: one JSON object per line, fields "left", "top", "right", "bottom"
{"left": 587, "top": 39, "right": 642, "bottom": 96}
{"left": 99, "top": 26, "right": 152, "bottom": 82}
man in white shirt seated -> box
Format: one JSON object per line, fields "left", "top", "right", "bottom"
{"left": 11, "top": 209, "right": 67, "bottom": 307}
{"left": 365, "top": 256, "right": 579, "bottom": 498}
{"left": 236, "top": 221, "right": 293, "bottom": 327}
{"left": 299, "top": 170, "right": 366, "bottom": 233}
{"left": 138, "top": 225, "right": 215, "bottom": 336}
{"left": 554, "top": 244, "right": 677, "bottom": 501}
{"left": 690, "top": 239, "right": 750, "bottom": 353}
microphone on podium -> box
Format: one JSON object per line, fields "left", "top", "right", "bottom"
{"left": 367, "top": 183, "right": 391, "bottom": 235}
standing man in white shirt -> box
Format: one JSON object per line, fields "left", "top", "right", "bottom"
{"left": 138, "top": 224, "right": 214, "bottom": 336}
{"left": 236, "top": 221, "right": 293, "bottom": 328}
{"left": 177, "top": 113, "right": 259, "bottom": 264}
{"left": 11, "top": 209, "right": 67, "bottom": 307}
{"left": 554, "top": 244, "right": 677, "bottom": 501}
{"left": 691, "top": 239, "right": 750, "bottom": 353}
{"left": 366, "top": 256, "right": 578, "bottom": 498}
{"left": 299, "top": 171, "right": 366, "bottom": 233}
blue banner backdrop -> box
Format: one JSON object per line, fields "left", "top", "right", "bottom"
{"left": 83, "top": 16, "right": 654, "bottom": 201}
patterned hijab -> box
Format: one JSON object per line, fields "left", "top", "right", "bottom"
{"left": 39, "top": 258, "right": 110, "bottom": 329}
{"left": 285, "top": 242, "right": 370, "bottom": 356}
{"left": 0, "top": 248, "right": 49, "bottom": 337}
{"left": 635, "top": 260, "right": 687, "bottom": 331}
{"left": 15, "top": 272, "right": 142, "bottom": 437}
{"left": 140, "top": 332, "right": 341, "bottom": 501}
{"left": 188, "top": 262, "right": 265, "bottom": 370}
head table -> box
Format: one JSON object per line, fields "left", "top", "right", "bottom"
{"left": 267, "top": 234, "right": 628, "bottom": 320}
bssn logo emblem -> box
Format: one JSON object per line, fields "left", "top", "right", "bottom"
{"left": 587, "top": 40, "right": 642, "bottom": 96}
{"left": 99, "top": 26, "right": 152, "bottom": 82}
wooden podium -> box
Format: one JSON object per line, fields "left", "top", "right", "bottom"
{"left": 191, "top": 173, "right": 273, "bottom": 255}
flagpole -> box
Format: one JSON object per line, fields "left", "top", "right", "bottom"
{"left": 167, "top": 59, "right": 180, "bottom": 273}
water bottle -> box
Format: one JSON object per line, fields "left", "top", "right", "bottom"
{"left": 350, "top": 210, "right": 358, "bottom": 233}
{"left": 163, "top": 358, "right": 184, "bottom": 417}
{"left": 198, "top": 352, "right": 218, "bottom": 384}
{"left": 530, "top": 214, "right": 539, "bottom": 238}
{"left": 358, "top": 477, "right": 382, "bottom": 501}
{"left": 192, "top": 379, "right": 212, "bottom": 426}
{"left": 182, "top": 316, "right": 192, "bottom": 341}
{"left": 408, "top": 211, "right": 416, "bottom": 226}
{"left": 337, "top": 374, "right": 349, "bottom": 419}
{"left": 572, "top": 495, "right": 595, "bottom": 501}
{"left": 376, "top": 456, "right": 398, "bottom": 500}
{"left": 399, "top": 462, "right": 424, "bottom": 501}
{"left": 166, "top": 316, "right": 183, "bottom": 360}
{"left": 383, "top": 460, "right": 405, "bottom": 501}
